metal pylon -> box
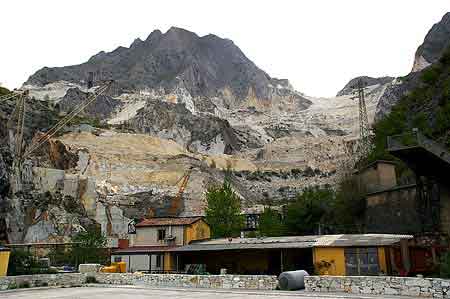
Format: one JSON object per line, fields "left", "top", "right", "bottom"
{"left": 352, "top": 79, "right": 371, "bottom": 159}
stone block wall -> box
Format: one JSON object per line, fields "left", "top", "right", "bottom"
{"left": 0, "top": 273, "right": 85, "bottom": 290}
{"left": 0, "top": 273, "right": 277, "bottom": 291}
{"left": 92, "top": 273, "right": 277, "bottom": 290}
{"left": 305, "top": 275, "right": 450, "bottom": 298}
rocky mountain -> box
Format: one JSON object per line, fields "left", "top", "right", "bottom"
{"left": 338, "top": 12, "right": 450, "bottom": 121}
{"left": 412, "top": 12, "right": 450, "bottom": 72}
{"left": 25, "top": 27, "right": 309, "bottom": 111}
{"left": 0, "top": 27, "right": 335, "bottom": 244}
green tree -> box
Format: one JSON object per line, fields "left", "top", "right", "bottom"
{"left": 205, "top": 181, "right": 244, "bottom": 238}
{"left": 71, "top": 229, "right": 108, "bottom": 267}
{"left": 258, "top": 207, "right": 285, "bottom": 237}
{"left": 330, "top": 176, "right": 366, "bottom": 233}
{"left": 284, "top": 186, "right": 334, "bottom": 235}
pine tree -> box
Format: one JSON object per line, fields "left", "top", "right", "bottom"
{"left": 205, "top": 181, "right": 244, "bottom": 238}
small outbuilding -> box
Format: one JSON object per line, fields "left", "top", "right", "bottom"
{"left": 172, "top": 234, "right": 412, "bottom": 276}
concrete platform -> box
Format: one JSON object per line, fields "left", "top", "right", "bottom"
{"left": 0, "top": 286, "right": 423, "bottom": 299}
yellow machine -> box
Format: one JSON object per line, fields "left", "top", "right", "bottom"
{"left": 0, "top": 246, "right": 11, "bottom": 276}
{"left": 100, "top": 261, "right": 126, "bottom": 273}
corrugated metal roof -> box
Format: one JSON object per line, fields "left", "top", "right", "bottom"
{"left": 171, "top": 234, "right": 413, "bottom": 252}
{"left": 172, "top": 242, "right": 315, "bottom": 252}
{"left": 314, "top": 234, "right": 413, "bottom": 247}
{"left": 135, "top": 217, "right": 203, "bottom": 227}
{"left": 112, "top": 245, "right": 179, "bottom": 254}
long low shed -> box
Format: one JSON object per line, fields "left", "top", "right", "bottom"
{"left": 170, "top": 234, "right": 413, "bottom": 275}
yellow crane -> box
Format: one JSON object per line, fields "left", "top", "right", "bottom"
{"left": 168, "top": 168, "right": 193, "bottom": 216}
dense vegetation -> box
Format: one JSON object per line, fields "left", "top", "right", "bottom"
{"left": 283, "top": 179, "right": 365, "bottom": 235}
{"left": 368, "top": 47, "right": 450, "bottom": 163}
{"left": 206, "top": 177, "right": 365, "bottom": 237}
{"left": 49, "top": 229, "right": 108, "bottom": 267}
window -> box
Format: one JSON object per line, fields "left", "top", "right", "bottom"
{"left": 114, "top": 256, "right": 122, "bottom": 262}
{"left": 156, "top": 254, "right": 163, "bottom": 268}
{"left": 345, "top": 247, "right": 380, "bottom": 275}
{"left": 245, "top": 214, "right": 259, "bottom": 231}
{"left": 157, "top": 229, "right": 166, "bottom": 241}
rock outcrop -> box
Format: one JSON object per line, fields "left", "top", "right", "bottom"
{"left": 412, "top": 12, "right": 450, "bottom": 72}
{"left": 130, "top": 100, "right": 241, "bottom": 154}
{"left": 336, "top": 76, "right": 394, "bottom": 97}
{"left": 58, "top": 88, "right": 121, "bottom": 119}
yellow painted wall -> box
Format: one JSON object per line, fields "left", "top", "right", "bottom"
{"left": 0, "top": 251, "right": 11, "bottom": 277}
{"left": 164, "top": 252, "right": 174, "bottom": 271}
{"left": 314, "top": 246, "right": 389, "bottom": 276}
{"left": 313, "top": 247, "right": 346, "bottom": 276}
{"left": 184, "top": 220, "right": 211, "bottom": 245}
{"left": 378, "top": 247, "right": 388, "bottom": 274}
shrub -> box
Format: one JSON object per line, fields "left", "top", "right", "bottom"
{"left": 71, "top": 229, "right": 108, "bottom": 267}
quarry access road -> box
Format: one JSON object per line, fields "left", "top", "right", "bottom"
{"left": 0, "top": 286, "right": 422, "bottom": 299}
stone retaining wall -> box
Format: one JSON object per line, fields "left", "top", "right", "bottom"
{"left": 0, "top": 273, "right": 277, "bottom": 291}
{"left": 305, "top": 275, "right": 450, "bottom": 298}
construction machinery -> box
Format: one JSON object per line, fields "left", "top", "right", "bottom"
{"left": 167, "top": 168, "right": 193, "bottom": 216}
{"left": 100, "top": 261, "right": 126, "bottom": 273}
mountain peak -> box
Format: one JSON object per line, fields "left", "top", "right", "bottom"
{"left": 146, "top": 29, "right": 162, "bottom": 42}
{"left": 24, "top": 27, "right": 307, "bottom": 109}
{"left": 166, "top": 26, "right": 198, "bottom": 37}
{"left": 130, "top": 38, "right": 143, "bottom": 48}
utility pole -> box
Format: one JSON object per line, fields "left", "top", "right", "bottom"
{"left": 352, "top": 79, "right": 371, "bottom": 160}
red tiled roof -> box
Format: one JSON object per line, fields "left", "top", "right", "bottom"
{"left": 135, "top": 217, "right": 203, "bottom": 227}
{"left": 112, "top": 245, "right": 179, "bottom": 254}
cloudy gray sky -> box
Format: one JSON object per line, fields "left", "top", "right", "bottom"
{"left": 0, "top": 0, "right": 448, "bottom": 97}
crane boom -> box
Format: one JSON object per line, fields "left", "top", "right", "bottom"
{"left": 168, "top": 169, "right": 192, "bottom": 216}
{"left": 14, "top": 93, "right": 26, "bottom": 160}
{"left": 23, "top": 80, "right": 113, "bottom": 158}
